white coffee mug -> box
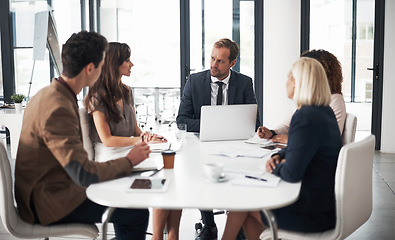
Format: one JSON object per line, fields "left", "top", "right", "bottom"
{"left": 204, "top": 163, "right": 224, "bottom": 182}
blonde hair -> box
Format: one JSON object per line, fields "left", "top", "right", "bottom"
{"left": 292, "top": 57, "right": 331, "bottom": 108}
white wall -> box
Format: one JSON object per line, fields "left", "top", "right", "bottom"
{"left": 380, "top": 0, "right": 395, "bottom": 153}
{"left": 263, "top": 0, "right": 300, "bottom": 128}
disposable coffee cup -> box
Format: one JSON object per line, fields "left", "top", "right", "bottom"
{"left": 161, "top": 149, "right": 176, "bottom": 169}
{"left": 204, "top": 163, "right": 224, "bottom": 181}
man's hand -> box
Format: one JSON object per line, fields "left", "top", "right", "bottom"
{"left": 126, "top": 142, "right": 151, "bottom": 167}
{"left": 257, "top": 126, "right": 273, "bottom": 139}
{"left": 266, "top": 154, "right": 285, "bottom": 173}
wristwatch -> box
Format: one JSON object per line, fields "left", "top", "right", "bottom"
{"left": 269, "top": 130, "right": 277, "bottom": 138}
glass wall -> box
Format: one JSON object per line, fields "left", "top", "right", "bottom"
{"left": 6, "top": 0, "right": 256, "bottom": 127}
{"left": 100, "top": 0, "right": 180, "bottom": 89}
{"left": 239, "top": 1, "right": 255, "bottom": 79}
{"left": 10, "top": 0, "right": 82, "bottom": 101}
{"left": 11, "top": 1, "right": 49, "bottom": 101}
{"left": 310, "top": 0, "right": 374, "bottom": 132}
{"left": 0, "top": 39, "right": 3, "bottom": 101}
{"left": 190, "top": 0, "right": 255, "bottom": 79}
{"left": 99, "top": 0, "right": 181, "bottom": 125}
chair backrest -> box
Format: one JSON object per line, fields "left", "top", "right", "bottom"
{"left": 79, "top": 108, "right": 95, "bottom": 161}
{"left": 335, "top": 134, "right": 375, "bottom": 239}
{"left": 342, "top": 113, "right": 357, "bottom": 145}
{"left": 260, "top": 135, "right": 375, "bottom": 240}
{"left": 0, "top": 140, "right": 20, "bottom": 236}
{"left": 0, "top": 141, "right": 99, "bottom": 239}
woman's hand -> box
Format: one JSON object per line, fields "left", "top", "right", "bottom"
{"left": 150, "top": 133, "right": 167, "bottom": 143}
{"left": 271, "top": 134, "right": 288, "bottom": 144}
{"left": 257, "top": 126, "right": 273, "bottom": 139}
{"left": 141, "top": 132, "right": 167, "bottom": 143}
{"left": 266, "top": 154, "right": 285, "bottom": 173}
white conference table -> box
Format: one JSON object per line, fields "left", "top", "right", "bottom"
{"left": 87, "top": 133, "right": 301, "bottom": 240}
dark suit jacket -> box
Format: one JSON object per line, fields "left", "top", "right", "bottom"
{"left": 176, "top": 70, "right": 260, "bottom": 132}
{"left": 272, "top": 105, "right": 342, "bottom": 231}
{"left": 14, "top": 80, "right": 133, "bottom": 225}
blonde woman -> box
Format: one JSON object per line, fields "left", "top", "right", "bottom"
{"left": 222, "top": 57, "right": 343, "bottom": 239}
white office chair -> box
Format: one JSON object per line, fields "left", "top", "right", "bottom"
{"left": 342, "top": 113, "right": 357, "bottom": 145}
{"left": 260, "top": 134, "right": 375, "bottom": 240}
{"left": 79, "top": 108, "right": 153, "bottom": 238}
{"left": 0, "top": 141, "right": 99, "bottom": 239}
{"left": 79, "top": 108, "right": 95, "bottom": 161}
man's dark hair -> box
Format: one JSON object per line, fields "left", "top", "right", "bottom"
{"left": 214, "top": 38, "right": 239, "bottom": 62}
{"left": 61, "top": 31, "right": 108, "bottom": 78}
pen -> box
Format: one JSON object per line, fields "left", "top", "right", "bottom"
{"left": 245, "top": 175, "right": 267, "bottom": 182}
{"left": 149, "top": 167, "right": 164, "bottom": 177}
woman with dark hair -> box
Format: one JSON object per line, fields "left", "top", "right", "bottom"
{"left": 84, "top": 42, "right": 181, "bottom": 240}
{"left": 258, "top": 49, "right": 346, "bottom": 144}
{"left": 84, "top": 42, "right": 165, "bottom": 162}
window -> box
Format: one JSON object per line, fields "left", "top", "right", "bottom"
{"left": 99, "top": 0, "right": 181, "bottom": 124}
{"left": 99, "top": 0, "right": 180, "bottom": 88}
{"left": 11, "top": 0, "right": 81, "bottom": 101}
{"left": 310, "top": 0, "right": 374, "bottom": 133}
{"left": 0, "top": 39, "right": 3, "bottom": 100}
{"left": 190, "top": 0, "right": 255, "bottom": 79}
{"left": 310, "top": 0, "right": 374, "bottom": 103}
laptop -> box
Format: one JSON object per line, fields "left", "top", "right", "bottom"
{"left": 199, "top": 104, "right": 257, "bottom": 142}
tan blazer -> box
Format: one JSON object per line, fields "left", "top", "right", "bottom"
{"left": 14, "top": 80, "right": 132, "bottom": 225}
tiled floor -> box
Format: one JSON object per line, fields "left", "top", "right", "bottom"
{"left": 1, "top": 131, "right": 394, "bottom": 240}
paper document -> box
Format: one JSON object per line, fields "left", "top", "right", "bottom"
{"left": 245, "top": 135, "right": 287, "bottom": 150}
{"left": 148, "top": 142, "right": 171, "bottom": 153}
{"left": 244, "top": 135, "right": 273, "bottom": 146}
{"left": 208, "top": 145, "right": 271, "bottom": 158}
{"left": 230, "top": 173, "right": 280, "bottom": 188}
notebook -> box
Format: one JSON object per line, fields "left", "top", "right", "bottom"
{"left": 199, "top": 104, "right": 257, "bottom": 142}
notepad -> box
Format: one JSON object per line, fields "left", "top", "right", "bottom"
{"left": 148, "top": 142, "right": 171, "bottom": 153}
{"left": 132, "top": 154, "right": 163, "bottom": 172}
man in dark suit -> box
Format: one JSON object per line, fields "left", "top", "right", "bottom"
{"left": 177, "top": 38, "right": 258, "bottom": 240}
{"left": 177, "top": 38, "right": 259, "bottom": 133}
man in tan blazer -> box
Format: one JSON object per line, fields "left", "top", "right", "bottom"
{"left": 14, "top": 31, "right": 151, "bottom": 240}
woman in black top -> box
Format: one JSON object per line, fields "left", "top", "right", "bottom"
{"left": 222, "top": 57, "right": 343, "bottom": 239}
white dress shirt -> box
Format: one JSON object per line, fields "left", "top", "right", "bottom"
{"left": 210, "top": 71, "right": 231, "bottom": 105}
